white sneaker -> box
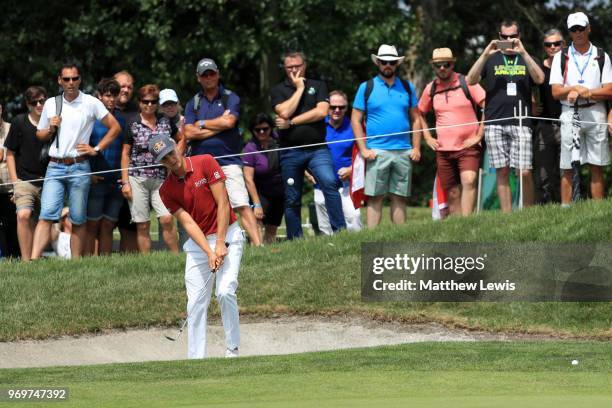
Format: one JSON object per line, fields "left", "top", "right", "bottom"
{"left": 225, "top": 347, "right": 239, "bottom": 358}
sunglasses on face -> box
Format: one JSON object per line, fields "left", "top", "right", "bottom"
{"left": 433, "top": 62, "right": 451, "bottom": 69}
{"left": 569, "top": 26, "right": 586, "bottom": 33}
{"left": 544, "top": 40, "right": 563, "bottom": 48}
{"left": 378, "top": 60, "right": 398, "bottom": 66}
{"left": 140, "top": 99, "right": 159, "bottom": 105}
{"left": 499, "top": 33, "right": 519, "bottom": 40}
{"left": 161, "top": 102, "right": 177, "bottom": 107}
{"left": 61, "top": 76, "right": 80, "bottom": 83}
{"left": 29, "top": 98, "right": 46, "bottom": 106}
{"left": 253, "top": 126, "right": 271, "bottom": 133}
{"left": 330, "top": 105, "right": 347, "bottom": 111}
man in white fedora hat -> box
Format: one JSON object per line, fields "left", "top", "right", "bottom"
{"left": 351, "top": 44, "right": 422, "bottom": 229}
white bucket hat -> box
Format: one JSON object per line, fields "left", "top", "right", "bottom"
{"left": 371, "top": 44, "right": 405, "bottom": 64}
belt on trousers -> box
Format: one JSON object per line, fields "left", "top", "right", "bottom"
{"left": 574, "top": 103, "right": 596, "bottom": 109}
{"left": 49, "top": 156, "right": 89, "bottom": 165}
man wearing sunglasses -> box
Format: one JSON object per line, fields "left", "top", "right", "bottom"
{"left": 418, "top": 48, "right": 486, "bottom": 217}
{"left": 351, "top": 44, "right": 421, "bottom": 228}
{"left": 184, "top": 58, "right": 261, "bottom": 247}
{"left": 30, "top": 61, "right": 121, "bottom": 259}
{"left": 531, "top": 29, "right": 565, "bottom": 205}
{"left": 467, "top": 21, "right": 545, "bottom": 213}
{"left": 550, "top": 12, "right": 612, "bottom": 207}
{"left": 270, "top": 51, "right": 346, "bottom": 239}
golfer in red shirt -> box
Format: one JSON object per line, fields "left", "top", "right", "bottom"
{"left": 149, "top": 134, "right": 244, "bottom": 359}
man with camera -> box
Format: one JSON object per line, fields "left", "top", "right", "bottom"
{"left": 467, "top": 20, "right": 544, "bottom": 212}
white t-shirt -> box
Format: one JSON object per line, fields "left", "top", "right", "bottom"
{"left": 549, "top": 43, "right": 612, "bottom": 107}
{"left": 38, "top": 92, "right": 109, "bottom": 158}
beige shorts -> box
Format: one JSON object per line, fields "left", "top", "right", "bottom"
{"left": 14, "top": 181, "right": 42, "bottom": 214}
{"left": 127, "top": 176, "right": 170, "bottom": 223}
{"left": 221, "top": 164, "right": 250, "bottom": 209}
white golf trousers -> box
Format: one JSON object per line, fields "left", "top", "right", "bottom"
{"left": 184, "top": 222, "right": 244, "bottom": 359}
{"left": 314, "top": 187, "right": 362, "bottom": 235}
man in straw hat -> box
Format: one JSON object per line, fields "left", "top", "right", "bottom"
{"left": 467, "top": 20, "right": 544, "bottom": 212}
{"left": 418, "top": 48, "right": 486, "bottom": 217}
{"left": 351, "top": 44, "right": 422, "bottom": 228}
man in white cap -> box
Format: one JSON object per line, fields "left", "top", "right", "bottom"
{"left": 351, "top": 44, "right": 422, "bottom": 228}
{"left": 418, "top": 48, "right": 486, "bottom": 217}
{"left": 466, "top": 20, "right": 544, "bottom": 213}
{"left": 152, "top": 133, "right": 244, "bottom": 359}
{"left": 550, "top": 12, "right": 612, "bottom": 206}
{"left": 159, "top": 89, "right": 184, "bottom": 132}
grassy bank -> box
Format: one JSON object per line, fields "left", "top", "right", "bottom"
{"left": 1, "top": 199, "right": 611, "bottom": 341}
{"left": 1, "top": 342, "right": 611, "bottom": 407}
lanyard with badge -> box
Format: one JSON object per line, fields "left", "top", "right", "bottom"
{"left": 503, "top": 55, "right": 519, "bottom": 96}
{"left": 570, "top": 44, "right": 592, "bottom": 84}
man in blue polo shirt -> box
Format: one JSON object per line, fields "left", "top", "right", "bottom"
{"left": 351, "top": 44, "right": 422, "bottom": 229}
{"left": 312, "top": 90, "right": 362, "bottom": 234}
{"left": 184, "top": 58, "right": 261, "bottom": 246}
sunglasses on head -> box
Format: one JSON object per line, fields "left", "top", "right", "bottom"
{"left": 433, "top": 62, "right": 451, "bottom": 69}
{"left": 379, "top": 59, "right": 398, "bottom": 66}
{"left": 569, "top": 25, "right": 586, "bottom": 33}
{"left": 61, "top": 76, "right": 80, "bottom": 83}
{"left": 29, "top": 98, "right": 46, "bottom": 106}
{"left": 330, "top": 105, "right": 347, "bottom": 111}
{"left": 140, "top": 99, "right": 159, "bottom": 105}
{"left": 544, "top": 40, "right": 563, "bottom": 48}
{"left": 499, "top": 33, "right": 519, "bottom": 40}
{"left": 253, "top": 126, "right": 271, "bottom": 133}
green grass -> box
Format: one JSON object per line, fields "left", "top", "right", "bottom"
{"left": 1, "top": 342, "right": 611, "bottom": 407}
{"left": 1, "top": 200, "right": 612, "bottom": 341}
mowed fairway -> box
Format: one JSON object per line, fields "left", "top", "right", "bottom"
{"left": 1, "top": 342, "right": 611, "bottom": 407}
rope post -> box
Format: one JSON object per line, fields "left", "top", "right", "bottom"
{"left": 517, "top": 100, "right": 524, "bottom": 210}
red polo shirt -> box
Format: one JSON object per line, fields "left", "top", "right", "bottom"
{"left": 159, "top": 154, "right": 237, "bottom": 236}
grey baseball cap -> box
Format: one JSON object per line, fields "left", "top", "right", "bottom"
{"left": 196, "top": 58, "right": 219, "bottom": 75}
{"left": 148, "top": 134, "right": 176, "bottom": 163}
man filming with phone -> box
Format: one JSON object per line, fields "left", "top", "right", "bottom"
{"left": 467, "top": 20, "right": 544, "bottom": 212}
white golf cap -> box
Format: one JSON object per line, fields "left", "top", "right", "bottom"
{"left": 567, "top": 12, "right": 589, "bottom": 29}
{"left": 371, "top": 44, "right": 405, "bottom": 65}
{"left": 159, "top": 89, "right": 179, "bottom": 105}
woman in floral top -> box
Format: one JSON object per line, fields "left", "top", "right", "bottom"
{"left": 120, "top": 84, "right": 184, "bottom": 254}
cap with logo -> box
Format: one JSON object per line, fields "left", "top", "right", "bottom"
{"left": 148, "top": 134, "right": 176, "bottom": 163}
{"left": 196, "top": 58, "right": 219, "bottom": 75}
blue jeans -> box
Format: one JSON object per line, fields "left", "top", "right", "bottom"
{"left": 40, "top": 161, "right": 91, "bottom": 225}
{"left": 280, "top": 146, "right": 346, "bottom": 239}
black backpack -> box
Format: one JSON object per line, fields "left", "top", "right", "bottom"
{"left": 363, "top": 77, "right": 413, "bottom": 118}
{"left": 192, "top": 89, "right": 232, "bottom": 113}
{"left": 429, "top": 74, "right": 480, "bottom": 118}
{"left": 39, "top": 94, "right": 62, "bottom": 163}
{"left": 559, "top": 46, "right": 606, "bottom": 84}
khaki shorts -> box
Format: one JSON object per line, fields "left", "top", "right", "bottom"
{"left": 128, "top": 176, "right": 170, "bottom": 223}
{"left": 14, "top": 181, "right": 42, "bottom": 215}
{"left": 221, "top": 164, "right": 250, "bottom": 208}
{"left": 364, "top": 149, "right": 412, "bottom": 197}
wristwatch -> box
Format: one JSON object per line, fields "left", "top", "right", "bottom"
{"left": 94, "top": 145, "right": 101, "bottom": 154}
{"left": 199, "top": 120, "right": 206, "bottom": 130}
{"left": 289, "top": 120, "right": 296, "bottom": 127}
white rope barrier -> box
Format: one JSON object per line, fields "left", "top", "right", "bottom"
{"left": 1, "top": 111, "right": 610, "bottom": 188}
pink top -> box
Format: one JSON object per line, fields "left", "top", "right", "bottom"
{"left": 418, "top": 73, "right": 485, "bottom": 151}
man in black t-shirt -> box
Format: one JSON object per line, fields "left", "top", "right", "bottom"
{"left": 467, "top": 20, "right": 545, "bottom": 212}
{"left": 4, "top": 86, "right": 48, "bottom": 260}
{"left": 270, "top": 51, "right": 346, "bottom": 239}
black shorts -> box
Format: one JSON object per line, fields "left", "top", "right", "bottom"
{"left": 116, "top": 198, "right": 137, "bottom": 231}
{"left": 259, "top": 193, "right": 284, "bottom": 227}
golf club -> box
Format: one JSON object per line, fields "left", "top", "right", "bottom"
{"left": 165, "top": 242, "right": 230, "bottom": 341}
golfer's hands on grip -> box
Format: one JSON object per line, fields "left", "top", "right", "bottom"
{"left": 209, "top": 240, "right": 228, "bottom": 273}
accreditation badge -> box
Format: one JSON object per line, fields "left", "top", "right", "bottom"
{"left": 507, "top": 82, "right": 517, "bottom": 96}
